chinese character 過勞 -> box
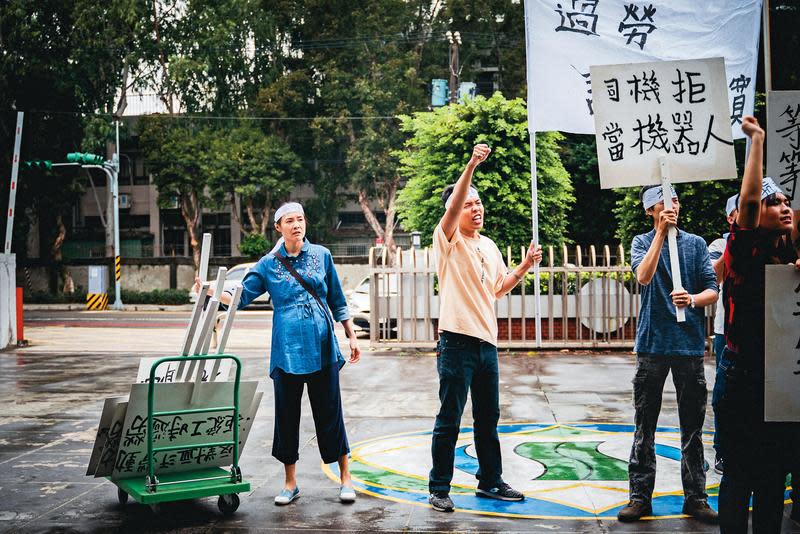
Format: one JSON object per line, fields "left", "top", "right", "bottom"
{"left": 555, "top": 0, "right": 600, "bottom": 36}
{"left": 618, "top": 3, "right": 657, "bottom": 50}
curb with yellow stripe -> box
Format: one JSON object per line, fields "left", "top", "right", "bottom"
{"left": 86, "top": 293, "right": 109, "bottom": 310}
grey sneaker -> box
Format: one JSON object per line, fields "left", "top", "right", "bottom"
{"left": 476, "top": 483, "right": 524, "bottom": 501}
{"left": 428, "top": 491, "right": 454, "bottom": 512}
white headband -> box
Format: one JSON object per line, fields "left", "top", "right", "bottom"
{"left": 725, "top": 194, "right": 738, "bottom": 216}
{"left": 761, "top": 177, "right": 782, "bottom": 199}
{"left": 642, "top": 185, "right": 678, "bottom": 210}
{"left": 445, "top": 187, "right": 480, "bottom": 209}
{"left": 274, "top": 202, "right": 304, "bottom": 223}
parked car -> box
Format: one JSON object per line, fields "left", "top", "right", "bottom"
{"left": 190, "top": 262, "right": 271, "bottom": 308}
{"left": 347, "top": 275, "right": 397, "bottom": 333}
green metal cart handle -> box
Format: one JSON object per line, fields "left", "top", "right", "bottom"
{"left": 146, "top": 354, "right": 243, "bottom": 492}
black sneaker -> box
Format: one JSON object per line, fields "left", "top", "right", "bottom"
{"left": 682, "top": 498, "right": 718, "bottom": 524}
{"left": 428, "top": 491, "right": 454, "bottom": 512}
{"left": 714, "top": 455, "right": 724, "bottom": 475}
{"left": 476, "top": 483, "right": 524, "bottom": 501}
{"left": 617, "top": 500, "right": 652, "bottom": 522}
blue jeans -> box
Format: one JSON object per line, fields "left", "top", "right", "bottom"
{"left": 628, "top": 354, "right": 708, "bottom": 504}
{"left": 713, "top": 348, "right": 798, "bottom": 533}
{"left": 429, "top": 331, "right": 503, "bottom": 493}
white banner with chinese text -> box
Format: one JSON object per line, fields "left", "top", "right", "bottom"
{"left": 591, "top": 57, "right": 737, "bottom": 189}
{"left": 764, "top": 265, "right": 800, "bottom": 422}
{"left": 525, "top": 0, "right": 761, "bottom": 139}
{"left": 766, "top": 91, "right": 800, "bottom": 208}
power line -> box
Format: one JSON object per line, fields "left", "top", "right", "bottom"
{"left": 9, "top": 110, "right": 405, "bottom": 121}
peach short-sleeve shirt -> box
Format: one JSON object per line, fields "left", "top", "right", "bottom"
{"left": 434, "top": 224, "right": 507, "bottom": 346}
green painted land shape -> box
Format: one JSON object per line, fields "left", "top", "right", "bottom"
{"left": 350, "top": 460, "right": 471, "bottom": 495}
{"left": 519, "top": 426, "right": 602, "bottom": 439}
{"left": 515, "top": 441, "right": 629, "bottom": 481}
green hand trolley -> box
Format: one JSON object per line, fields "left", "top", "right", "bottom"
{"left": 111, "top": 354, "right": 250, "bottom": 516}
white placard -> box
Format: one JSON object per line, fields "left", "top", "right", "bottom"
{"left": 110, "top": 381, "right": 260, "bottom": 479}
{"left": 135, "top": 357, "right": 231, "bottom": 384}
{"left": 591, "top": 57, "right": 737, "bottom": 189}
{"left": 525, "top": 0, "right": 761, "bottom": 139}
{"left": 766, "top": 91, "right": 800, "bottom": 208}
{"left": 764, "top": 265, "right": 800, "bottom": 422}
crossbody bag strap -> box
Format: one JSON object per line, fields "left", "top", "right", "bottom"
{"left": 274, "top": 251, "right": 326, "bottom": 311}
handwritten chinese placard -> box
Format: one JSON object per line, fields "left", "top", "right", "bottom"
{"left": 767, "top": 91, "right": 800, "bottom": 209}
{"left": 590, "top": 57, "right": 737, "bottom": 189}
{"left": 764, "top": 265, "right": 800, "bottom": 422}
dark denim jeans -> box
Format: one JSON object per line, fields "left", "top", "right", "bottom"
{"left": 429, "top": 331, "right": 503, "bottom": 494}
{"left": 713, "top": 348, "right": 799, "bottom": 534}
{"left": 628, "top": 354, "right": 708, "bottom": 504}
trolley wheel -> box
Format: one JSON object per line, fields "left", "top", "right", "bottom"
{"left": 117, "top": 488, "right": 129, "bottom": 505}
{"left": 218, "top": 493, "right": 240, "bottom": 516}
{"left": 149, "top": 503, "right": 161, "bottom": 515}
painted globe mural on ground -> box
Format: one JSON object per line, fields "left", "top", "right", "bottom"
{"left": 324, "top": 422, "right": 793, "bottom": 519}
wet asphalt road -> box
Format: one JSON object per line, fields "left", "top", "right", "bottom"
{"left": 0, "top": 310, "right": 798, "bottom": 533}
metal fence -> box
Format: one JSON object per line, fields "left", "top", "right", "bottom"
{"left": 368, "top": 244, "right": 715, "bottom": 350}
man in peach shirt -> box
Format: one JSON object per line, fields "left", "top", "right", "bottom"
{"left": 428, "top": 143, "right": 542, "bottom": 512}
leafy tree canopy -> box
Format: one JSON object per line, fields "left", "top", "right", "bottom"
{"left": 396, "top": 93, "right": 574, "bottom": 252}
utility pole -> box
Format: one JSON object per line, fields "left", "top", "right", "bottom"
{"left": 54, "top": 151, "right": 124, "bottom": 310}
{"left": 446, "top": 30, "right": 461, "bottom": 104}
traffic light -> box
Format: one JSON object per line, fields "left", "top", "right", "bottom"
{"left": 66, "top": 152, "right": 105, "bottom": 165}
{"left": 23, "top": 159, "right": 52, "bottom": 170}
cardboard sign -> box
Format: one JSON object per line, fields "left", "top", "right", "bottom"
{"left": 591, "top": 57, "right": 737, "bottom": 189}
{"left": 110, "top": 381, "right": 260, "bottom": 480}
{"left": 86, "top": 396, "right": 127, "bottom": 476}
{"left": 764, "top": 265, "right": 800, "bottom": 422}
{"left": 135, "top": 357, "right": 231, "bottom": 384}
{"left": 766, "top": 91, "right": 800, "bottom": 208}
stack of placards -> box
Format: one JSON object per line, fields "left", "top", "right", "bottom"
{"left": 85, "top": 233, "right": 259, "bottom": 480}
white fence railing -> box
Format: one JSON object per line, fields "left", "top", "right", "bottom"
{"left": 368, "top": 244, "right": 715, "bottom": 350}
{"left": 0, "top": 253, "right": 17, "bottom": 349}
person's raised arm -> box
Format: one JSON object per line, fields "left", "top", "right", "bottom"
{"left": 634, "top": 207, "right": 675, "bottom": 285}
{"left": 440, "top": 144, "right": 491, "bottom": 241}
{"left": 737, "top": 116, "right": 765, "bottom": 230}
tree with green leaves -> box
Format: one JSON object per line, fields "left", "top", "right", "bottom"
{"left": 396, "top": 93, "right": 574, "bottom": 252}
{"left": 206, "top": 124, "right": 303, "bottom": 246}
{"left": 139, "top": 116, "right": 212, "bottom": 268}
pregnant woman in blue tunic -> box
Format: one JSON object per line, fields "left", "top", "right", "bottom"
{"left": 194, "top": 201, "right": 361, "bottom": 505}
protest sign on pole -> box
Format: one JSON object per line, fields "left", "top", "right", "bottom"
{"left": 591, "top": 57, "right": 737, "bottom": 189}
{"left": 590, "top": 57, "right": 737, "bottom": 322}
{"left": 766, "top": 91, "right": 800, "bottom": 208}
{"left": 764, "top": 265, "right": 800, "bottom": 422}
{"left": 524, "top": 0, "right": 761, "bottom": 139}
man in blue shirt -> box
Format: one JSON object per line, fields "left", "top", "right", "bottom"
{"left": 617, "top": 184, "right": 719, "bottom": 523}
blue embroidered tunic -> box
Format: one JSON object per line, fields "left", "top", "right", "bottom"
{"left": 236, "top": 240, "right": 350, "bottom": 377}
